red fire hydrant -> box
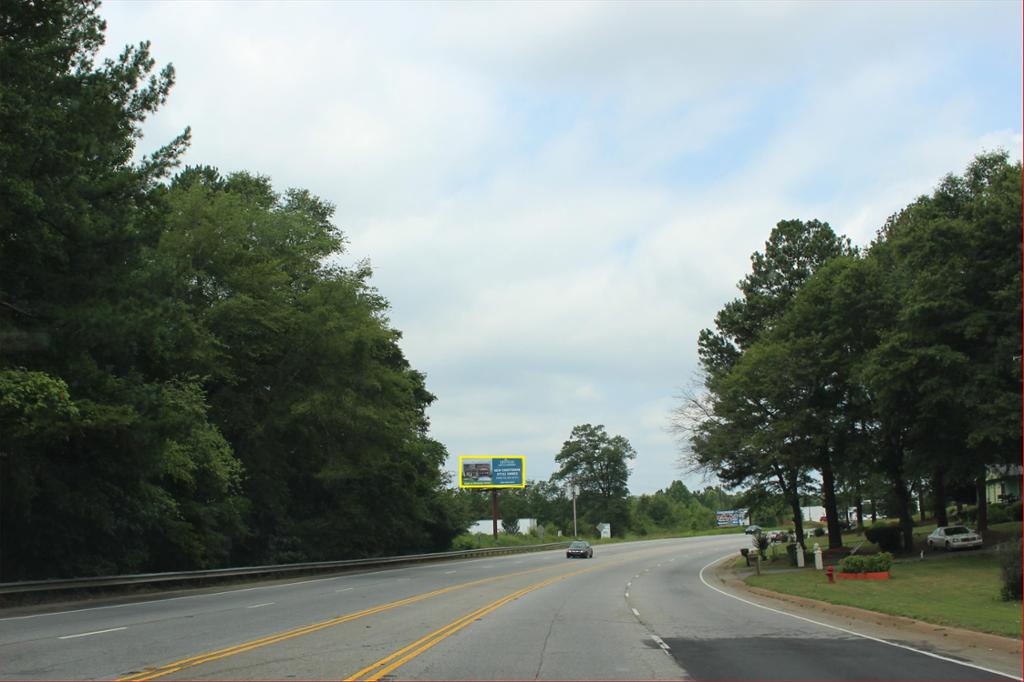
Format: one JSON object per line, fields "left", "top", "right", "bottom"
{"left": 826, "top": 565, "right": 834, "bottom": 583}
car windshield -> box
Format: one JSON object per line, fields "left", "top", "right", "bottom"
{"left": 570, "top": 542, "right": 587, "bottom": 549}
{"left": 946, "top": 526, "right": 970, "bottom": 535}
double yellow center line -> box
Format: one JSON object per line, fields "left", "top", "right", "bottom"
{"left": 117, "top": 563, "right": 572, "bottom": 681}
{"left": 344, "top": 562, "right": 603, "bottom": 681}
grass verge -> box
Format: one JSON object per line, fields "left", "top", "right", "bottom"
{"left": 745, "top": 553, "right": 1022, "bottom": 638}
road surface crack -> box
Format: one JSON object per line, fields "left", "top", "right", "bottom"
{"left": 533, "top": 605, "right": 562, "bottom": 679}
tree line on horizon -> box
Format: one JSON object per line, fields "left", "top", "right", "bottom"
{"left": 452, "top": 424, "right": 746, "bottom": 540}
{"left": 675, "top": 152, "right": 1022, "bottom": 552}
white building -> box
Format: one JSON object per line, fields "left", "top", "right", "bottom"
{"left": 467, "top": 518, "right": 538, "bottom": 535}
{"left": 799, "top": 506, "right": 827, "bottom": 522}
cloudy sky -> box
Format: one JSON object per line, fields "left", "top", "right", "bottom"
{"left": 99, "top": 1, "right": 1021, "bottom": 495}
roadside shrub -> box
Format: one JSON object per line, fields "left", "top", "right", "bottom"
{"left": 987, "top": 505, "right": 1010, "bottom": 524}
{"left": 1008, "top": 501, "right": 1023, "bottom": 521}
{"left": 865, "top": 524, "right": 903, "bottom": 552}
{"left": 813, "top": 527, "right": 825, "bottom": 537}
{"left": 451, "top": 534, "right": 478, "bottom": 551}
{"left": 839, "top": 552, "right": 893, "bottom": 573}
{"left": 752, "top": 531, "right": 771, "bottom": 558}
{"left": 999, "top": 539, "right": 1022, "bottom": 601}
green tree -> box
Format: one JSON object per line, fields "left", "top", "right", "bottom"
{"left": 863, "top": 151, "right": 1022, "bottom": 537}
{"left": 0, "top": 0, "right": 249, "bottom": 579}
{"left": 159, "top": 168, "right": 458, "bottom": 562}
{"left": 682, "top": 219, "right": 854, "bottom": 546}
{"left": 552, "top": 424, "right": 635, "bottom": 536}
{"left": 0, "top": 1, "right": 460, "bottom": 578}
{"left": 697, "top": 219, "right": 853, "bottom": 376}
{"left": 763, "top": 255, "right": 883, "bottom": 548}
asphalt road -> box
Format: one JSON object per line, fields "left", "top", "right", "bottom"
{"left": 0, "top": 535, "right": 1018, "bottom": 680}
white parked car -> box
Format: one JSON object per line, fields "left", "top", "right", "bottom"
{"left": 926, "top": 526, "right": 982, "bottom": 550}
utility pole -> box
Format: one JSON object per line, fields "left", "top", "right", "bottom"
{"left": 571, "top": 483, "right": 579, "bottom": 538}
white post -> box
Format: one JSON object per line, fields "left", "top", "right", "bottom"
{"left": 796, "top": 545, "right": 805, "bottom": 568}
{"left": 813, "top": 542, "right": 823, "bottom": 570}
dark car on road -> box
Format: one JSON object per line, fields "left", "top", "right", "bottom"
{"left": 566, "top": 540, "right": 593, "bottom": 558}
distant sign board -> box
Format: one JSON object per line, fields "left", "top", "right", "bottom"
{"left": 716, "top": 509, "right": 747, "bottom": 527}
{"left": 459, "top": 456, "right": 525, "bottom": 488}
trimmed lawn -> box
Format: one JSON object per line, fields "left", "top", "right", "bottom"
{"left": 745, "top": 553, "right": 1022, "bottom": 638}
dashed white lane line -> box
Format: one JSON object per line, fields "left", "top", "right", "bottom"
{"left": 1, "top": 547, "right": 567, "bottom": 623}
{"left": 336, "top": 587, "right": 354, "bottom": 593}
{"left": 698, "top": 553, "right": 1022, "bottom": 682}
{"left": 4, "top": 575, "right": 350, "bottom": 622}
{"left": 58, "top": 626, "right": 127, "bottom": 640}
{"left": 631, "top": 608, "right": 640, "bottom": 618}
{"left": 444, "top": 570, "right": 457, "bottom": 574}
{"left": 651, "top": 634, "right": 671, "bottom": 651}
{"left": 627, "top": 581, "right": 632, "bottom": 587}
{"left": 625, "top": 592, "right": 630, "bottom": 598}
{"left": 246, "top": 602, "right": 274, "bottom": 609}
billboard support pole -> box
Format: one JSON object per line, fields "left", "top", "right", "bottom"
{"left": 491, "top": 489, "right": 499, "bottom": 540}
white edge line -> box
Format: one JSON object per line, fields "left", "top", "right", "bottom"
{"left": 336, "top": 587, "right": 354, "bottom": 592}
{"left": 58, "top": 626, "right": 127, "bottom": 640}
{"left": 246, "top": 602, "right": 274, "bottom": 608}
{"left": 631, "top": 607, "right": 641, "bottom": 617}
{"left": 651, "top": 634, "right": 671, "bottom": 651}
{"left": 698, "top": 553, "right": 1022, "bottom": 682}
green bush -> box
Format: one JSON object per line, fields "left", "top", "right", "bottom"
{"left": 451, "top": 534, "right": 478, "bottom": 551}
{"left": 999, "top": 539, "right": 1022, "bottom": 601}
{"left": 988, "top": 505, "right": 1010, "bottom": 524}
{"left": 865, "top": 524, "right": 903, "bottom": 552}
{"left": 839, "top": 552, "right": 893, "bottom": 573}
{"left": 813, "top": 527, "right": 825, "bottom": 537}
{"left": 752, "top": 531, "right": 771, "bottom": 557}
{"left": 1008, "top": 501, "right": 1023, "bottom": 521}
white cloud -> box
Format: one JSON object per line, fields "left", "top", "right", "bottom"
{"left": 100, "top": 0, "right": 1022, "bottom": 494}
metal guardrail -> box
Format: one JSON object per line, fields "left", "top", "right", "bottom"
{"left": 0, "top": 541, "right": 572, "bottom": 597}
